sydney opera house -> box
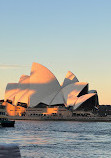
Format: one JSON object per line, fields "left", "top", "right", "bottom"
{"left": 3, "top": 62, "right": 99, "bottom": 119}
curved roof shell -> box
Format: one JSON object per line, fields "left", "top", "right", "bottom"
{"left": 5, "top": 83, "right": 19, "bottom": 102}
{"left": 62, "top": 82, "right": 88, "bottom": 107}
{"left": 4, "top": 62, "right": 98, "bottom": 111}
{"left": 65, "top": 93, "right": 78, "bottom": 107}
{"left": 13, "top": 75, "right": 30, "bottom": 105}
{"left": 50, "top": 90, "right": 65, "bottom": 105}
{"left": 41, "top": 90, "right": 65, "bottom": 106}
{"left": 62, "top": 81, "right": 87, "bottom": 98}
{"left": 61, "top": 71, "right": 79, "bottom": 88}
{"left": 73, "top": 93, "right": 96, "bottom": 110}
{"left": 41, "top": 91, "right": 59, "bottom": 105}
{"left": 29, "top": 62, "right": 61, "bottom": 107}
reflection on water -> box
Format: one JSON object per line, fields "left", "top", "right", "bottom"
{"left": 0, "top": 121, "right": 111, "bottom": 158}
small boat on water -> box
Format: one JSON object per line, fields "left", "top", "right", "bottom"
{"left": 0, "top": 119, "right": 15, "bottom": 127}
{"left": 0, "top": 104, "right": 15, "bottom": 127}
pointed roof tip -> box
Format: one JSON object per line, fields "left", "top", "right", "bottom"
{"left": 65, "top": 71, "right": 79, "bottom": 81}
{"left": 32, "top": 62, "right": 38, "bottom": 65}
{"left": 65, "top": 71, "right": 75, "bottom": 79}
{"left": 31, "top": 62, "right": 46, "bottom": 68}
{"left": 19, "top": 75, "right": 29, "bottom": 83}
{"left": 61, "top": 71, "right": 79, "bottom": 88}
{"left": 30, "top": 62, "right": 60, "bottom": 84}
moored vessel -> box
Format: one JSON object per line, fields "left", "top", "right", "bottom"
{"left": 0, "top": 103, "right": 15, "bottom": 127}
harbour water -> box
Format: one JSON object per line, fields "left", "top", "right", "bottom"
{"left": 0, "top": 120, "right": 111, "bottom": 158}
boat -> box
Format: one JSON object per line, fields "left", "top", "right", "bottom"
{"left": 0, "top": 119, "right": 15, "bottom": 127}
{"left": 0, "top": 103, "right": 15, "bottom": 127}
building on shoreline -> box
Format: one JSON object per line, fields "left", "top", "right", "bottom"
{"left": 3, "top": 62, "right": 99, "bottom": 118}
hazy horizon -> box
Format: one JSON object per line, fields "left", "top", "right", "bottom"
{"left": 0, "top": 0, "right": 111, "bottom": 104}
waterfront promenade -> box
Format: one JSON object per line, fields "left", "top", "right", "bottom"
{"left": 7, "top": 115, "right": 111, "bottom": 122}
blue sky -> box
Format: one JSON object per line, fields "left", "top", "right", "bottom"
{"left": 0, "top": 0, "right": 111, "bottom": 104}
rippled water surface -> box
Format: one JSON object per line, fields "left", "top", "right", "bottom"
{"left": 0, "top": 121, "right": 111, "bottom": 158}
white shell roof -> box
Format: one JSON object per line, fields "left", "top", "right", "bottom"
{"left": 62, "top": 82, "right": 88, "bottom": 107}
{"left": 5, "top": 83, "right": 18, "bottom": 101}
{"left": 41, "top": 89, "right": 65, "bottom": 106}
{"left": 50, "top": 90, "right": 65, "bottom": 105}
{"left": 41, "top": 91, "right": 59, "bottom": 105}
{"left": 13, "top": 75, "right": 30, "bottom": 105}
{"left": 5, "top": 62, "right": 97, "bottom": 110}
{"left": 73, "top": 93, "right": 96, "bottom": 110}
{"left": 61, "top": 71, "right": 79, "bottom": 88}
{"left": 62, "top": 82, "right": 88, "bottom": 97}
{"left": 66, "top": 93, "right": 78, "bottom": 107}
{"left": 29, "top": 62, "right": 61, "bottom": 107}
